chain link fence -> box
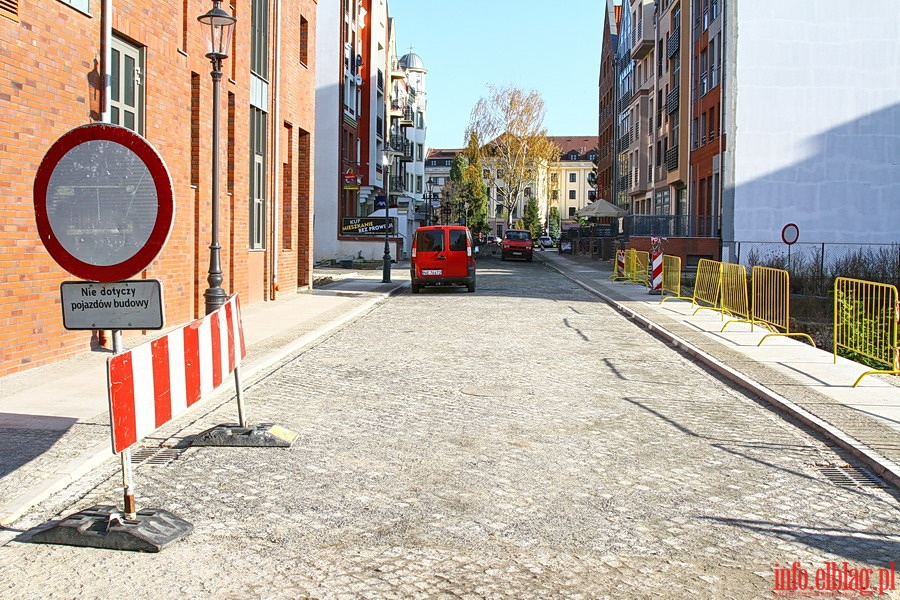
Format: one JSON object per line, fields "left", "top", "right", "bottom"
{"left": 723, "top": 241, "right": 900, "bottom": 297}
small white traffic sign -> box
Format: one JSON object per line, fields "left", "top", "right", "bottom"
{"left": 60, "top": 280, "right": 164, "bottom": 330}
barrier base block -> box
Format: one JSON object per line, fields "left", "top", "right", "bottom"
{"left": 191, "top": 422, "right": 298, "bottom": 447}
{"left": 648, "top": 289, "right": 662, "bottom": 295}
{"left": 30, "top": 505, "right": 192, "bottom": 552}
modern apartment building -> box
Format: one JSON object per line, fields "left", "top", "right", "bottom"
{"left": 597, "top": 2, "right": 621, "bottom": 206}
{"left": 314, "top": 2, "right": 426, "bottom": 262}
{"left": 604, "top": 0, "right": 900, "bottom": 264}
{"left": 0, "top": 0, "right": 316, "bottom": 376}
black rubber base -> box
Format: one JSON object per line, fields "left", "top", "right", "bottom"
{"left": 30, "top": 505, "right": 192, "bottom": 552}
{"left": 191, "top": 422, "right": 297, "bottom": 447}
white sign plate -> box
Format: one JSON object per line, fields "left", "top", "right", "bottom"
{"left": 60, "top": 280, "right": 164, "bottom": 330}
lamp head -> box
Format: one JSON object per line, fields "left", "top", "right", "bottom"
{"left": 198, "top": 0, "right": 236, "bottom": 60}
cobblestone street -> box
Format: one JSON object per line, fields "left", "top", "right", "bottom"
{"left": 2, "top": 256, "right": 899, "bottom": 599}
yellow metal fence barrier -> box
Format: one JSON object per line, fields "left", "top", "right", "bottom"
{"left": 692, "top": 259, "right": 723, "bottom": 315}
{"left": 833, "top": 277, "right": 900, "bottom": 387}
{"left": 631, "top": 251, "right": 650, "bottom": 286}
{"left": 751, "top": 266, "right": 815, "bottom": 347}
{"left": 720, "top": 263, "right": 751, "bottom": 330}
{"left": 660, "top": 255, "right": 692, "bottom": 303}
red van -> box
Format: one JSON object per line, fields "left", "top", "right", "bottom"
{"left": 410, "top": 225, "right": 476, "bottom": 293}
{"left": 501, "top": 229, "right": 534, "bottom": 261}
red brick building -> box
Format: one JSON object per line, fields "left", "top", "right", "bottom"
{"left": 0, "top": 0, "right": 316, "bottom": 376}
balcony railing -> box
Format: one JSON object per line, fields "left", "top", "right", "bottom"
{"left": 624, "top": 214, "right": 720, "bottom": 238}
{"left": 667, "top": 25, "right": 680, "bottom": 58}
{"left": 666, "top": 86, "right": 679, "bottom": 114}
{"left": 666, "top": 145, "right": 679, "bottom": 171}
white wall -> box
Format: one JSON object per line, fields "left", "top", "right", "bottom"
{"left": 313, "top": 1, "right": 342, "bottom": 262}
{"left": 727, "top": 0, "right": 900, "bottom": 245}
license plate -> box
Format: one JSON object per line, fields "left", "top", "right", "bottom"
{"left": 422, "top": 269, "right": 442, "bottom": 276}
{"left": 512, "top": 252, "right": 522, "bottom": 255}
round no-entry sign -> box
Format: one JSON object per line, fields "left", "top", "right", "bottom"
{"left": 33, "top": 123, "right": 174, "bottom": 282}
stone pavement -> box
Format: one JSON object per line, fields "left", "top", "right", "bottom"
{"left": 537, "top": 249, "right": 900, "bottom": 489}
{"left": 0, "top": 266, "right": 410, "bottom": 525}
{"left": 2, "top": 249, "right": 900, "bottom": 531}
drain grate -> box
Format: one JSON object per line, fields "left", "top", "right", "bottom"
{"left": 816, "top": 464, "right": 884, "bottom": 488}
{"left": 130, "top": 447, "right": 185, "bottom": 466}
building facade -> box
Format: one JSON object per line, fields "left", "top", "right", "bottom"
{"left": 314, "top": 2, "right": 426, "bottom": 263}
{"left": 604, "top": 0, "right": 900, "bottom": 265}
{"left": 547, "top": 137, "right": 600, "bottom": 229}
{"left": 0, "top": 0, "right": 316, "bottom": 376}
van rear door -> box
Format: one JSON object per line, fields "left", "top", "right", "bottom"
{"left": 414, "top": 228, "right": 445, "bottom": 277}
{"left": 444, "top": 228, "right": 470, "bottom": 278}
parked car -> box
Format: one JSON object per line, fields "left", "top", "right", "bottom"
{"left": 501, "top": 229, "right": 534, "bottom": 262}
{"left": 537, "top": 235, "right": 554, "bottom": 250}
{"left": 410, "top": 225, "right": 476, "bottom": 293}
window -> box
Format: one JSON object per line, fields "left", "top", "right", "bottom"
{"left": 568, "top": 207, "right": 576, "bottom": 218}
{"left": 524, "top": 187, "right": 532, "bottom": 198}
{"left": 568, "top": 173, "right": 576, "bottom": 183}
{"left": 251, "top": 0, "right": 269, "bottom": 76}
{"left": 299, "top": 16, "right": 309, "bottom": 65}
{"left": 550, "top": 173, "right": 558, "bottom": 184}
{"left": 249, "top": 107, "right": 267, "bottom": 249}
{"left": 417, "top": 143, "right": 424, "bottom": 161}
{"left": 483, "top": 169, "right": 490, "bottom": 178}
{"left": 110, "top": 37, "right": 144, "bottom": 133}
{"left": 568, "top": 190, "right": 576, "bottom": 200}
{"left": 57, "top": 0, "right": 88, "bottom": 15}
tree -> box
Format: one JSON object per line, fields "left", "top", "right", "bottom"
{"left": 523, "top": 196, "right": 541, "bottom": 239}
{"left": 465, "top": 84, "right": 560, "bottom": 227}
{"left": 445, "top": 137, "right": 489, "bottom": 233}
{"left": 548, "top": 206, "right": 561, "bottom": 242}
{"left": 462, "top": 132, "right": 489, "bottom": 235}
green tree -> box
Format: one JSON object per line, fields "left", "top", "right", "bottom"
{"left": 548, "top": 206, "right": 561, "bottom": 242}
{"left": 523, "top": 196, "right": 541, "bottom": 239}
{"left": 446, "top": 133, "right": 489, "bottom": 234}
{"left": 462, "top": 132, "right": 489, "bottom": 235}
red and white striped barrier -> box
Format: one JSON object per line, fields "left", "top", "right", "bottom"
{"left": 650, "top": 252, "right": 663, "bottom": 292}
{"left": 107, "top": 295, "right": 246, "bottom": 454}
{"left": 616, "top": 250, "right": 625, "bottom": 278}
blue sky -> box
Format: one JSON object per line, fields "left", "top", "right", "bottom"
{"left": 388, "top": 0, "right": 607, "bottom": 150}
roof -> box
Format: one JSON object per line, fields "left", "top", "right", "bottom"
{"left": 547, "top": 136, "right": 599, "bottom": 159}
{"left": 399, "top": 52, "right": 426, "bottom": 71}
{"left": 426, "top": 148, "right": 464, "bottom": 160}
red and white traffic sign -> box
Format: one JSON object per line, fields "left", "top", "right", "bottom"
{"left": 33, "top": 123, "right": 174, "bottom": 282}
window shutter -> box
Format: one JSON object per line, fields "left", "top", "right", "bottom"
{"left": 0, "top": 0, "right": 18, "bottom": 21}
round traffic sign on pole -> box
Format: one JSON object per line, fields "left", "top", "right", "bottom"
{"left": 33, "top": 123, "right": 174, "bottom": 282}
{"left": 781, "top": 223, "right": 800, "bottom": 246}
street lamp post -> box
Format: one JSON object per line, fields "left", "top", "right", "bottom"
{"left": 198, "top": 0, "right": 236, "bottom": 315}
{"left": 425, "top": 178, "right": 435, "bottom": 226}
{"left": 381, "top": 151, "right": 395, "bottom": 283}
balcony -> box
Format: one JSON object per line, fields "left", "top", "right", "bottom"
{"left": 390, "top": 176, "right": 405, "bottom": 193}
{"left": 631, "top": 6, "right": 654, "bottom": 60}
{"left": 667, "top": 25, "right": 680, "bottom": 58}
{"left": 666, "top": 145, "right": 679, "bottom": 171}
{"left": 666, "top": 86, "right": 679, "bottom": 114}
{"left": 399, "top": 106, "right": 414, "bottom": 126}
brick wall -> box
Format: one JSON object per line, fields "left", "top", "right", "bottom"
{"left": 0, "top": 0, "right": 316, "bottom": 376}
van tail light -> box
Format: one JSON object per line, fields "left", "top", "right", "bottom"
{"left": 411, "top": 247, "right": 417, "bottom": 258}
